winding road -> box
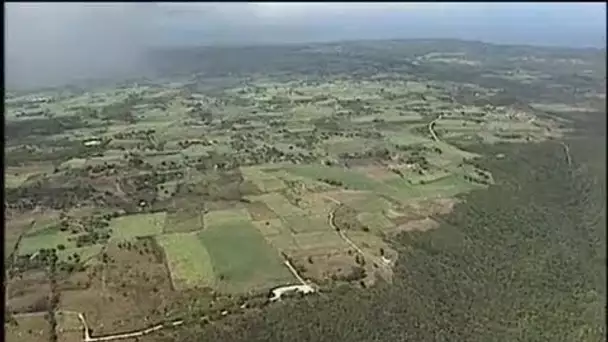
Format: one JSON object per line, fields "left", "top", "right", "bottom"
{"left": 428, "top": 115, "right": 443, "bottom": 142}
{"left": 325, "top": 200, "right": 391, "bottom": 273}
{"left": 560, "top": 142, "right": 572, "bottom": 166}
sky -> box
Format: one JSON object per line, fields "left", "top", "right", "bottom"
{"left": 5, "top": 2, "right": 606, "bottom": 89}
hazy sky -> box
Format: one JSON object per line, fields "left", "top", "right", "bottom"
{"left": 5, "top": 2, "right": 606, "bottom": 88}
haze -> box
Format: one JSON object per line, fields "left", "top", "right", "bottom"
{"left": 5, "top": 2, "right": 606, "bottom": 89}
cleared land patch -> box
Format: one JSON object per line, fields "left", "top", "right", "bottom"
{"left": 18, "top": 229, "right": 73, "bottom": 255}
{"left": 6, "top": 315, "right": 51, "bottom": 342}
{"left": 157, "top": 232, "right": 215, "bottom": 290}
{"left": 203, "top": 208, "right": 252, "bottom": 229}
{"left": 293, "top": 231, "right": 349, "bottom": 251}
{"left": 252, "top": 218, "right": 285, "bottom": 236}
{"left": 252, "top": 193, "right": 305, "bottom": 217}
{"left": 357, "top": 212, "right": 396, "bottom": 233}
{"left": 283, "top": 214, "right": 331, "bottom": 234}
{"left": 163, "top": 210, "right": 204, "bottom": 234}
{"left": 247, "top": 201, "right": 280, "bottom": 221}
{"left": 241, "top": 166, "right": 287, "bottom": 192}
{"left": 109, "top": 212, "right": 166, "bottom": 241}
{"left": 354, "top": 165, "right": 402, "bottom": 181}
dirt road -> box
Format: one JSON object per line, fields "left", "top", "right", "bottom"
{"left": 428, "top": 115, "right": 443, "bottom": 142}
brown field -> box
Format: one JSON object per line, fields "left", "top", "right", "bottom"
{"left": 56, "top": 331, "right": 83, "bottom": 342}
{"left": 283, "top": 214, "right": 331, "bottom": 234}
{"left": 395, "top": 217, "right": 440, "bottom": 232}
{"left": 6, "top": 315, "right": 52, "bottom": 342}
{"left": 58, "top": 239, "right": 175, "bottom": 335}
{"left": 205, "top": 200, "right": 246, "bottom": 212}
{"left": 252, "top": 219, "right": 285, "bottom": 236}
{"left": 354, "top": 165, "right": 401, "bottom": 181}
{"left": 293, "top": 231, "right": 349, "bottom": 251}
{"left": 7, "top": 270, "right": 51, "bottom": 314}
{"left": 346, "top": 231, "right": 397, "bottom": 261}
{"left": 298, "top": 193, "right": 338, "bottom": 215}
{"left": 289, "top": 249, "right": 358, "bottom": 285}
{"left": 405, "top": 197, "right": 459, "bottom": 216}
{"left": 5, "top": 210, "right": 61, "bottom": 256}
{"left": 247, "top": 201, "right": 279, "bottom": 221}
{"left": 163, "top": 209, "right": 204, "bottom": 234}
{"left": 318, "top": 190, "right": 369, "bottom": 205}
{"left": 264, "top": 233, "right": 300, "bottom": 253}
{"left": 56, "top": 311, "right": 82, "bottom": 339}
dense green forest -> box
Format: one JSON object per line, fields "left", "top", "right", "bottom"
{"left": 152, "top": 110, "right": 605, "bottom": 342}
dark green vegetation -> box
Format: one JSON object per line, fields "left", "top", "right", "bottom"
{"left": 5, "top": 39, "right": 605, "bottom": 341}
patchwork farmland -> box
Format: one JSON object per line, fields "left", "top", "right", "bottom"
{"left": 5, "top": 37, "right": 599, "bottom": 342}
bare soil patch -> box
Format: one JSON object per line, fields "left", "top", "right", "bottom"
{"left": 354, "top": 165, "right": 400, "bottom": 181}
{"left": 247, "top": 201, "right": 279, "bottom": 221}
{"left": 6, "top": 315, "right": 52, "bottom": 342}
{"left": 396, "top": 218, "right": 440, "bottom": 232}
{"left": 59, "top": 239, "right": 175, "bottom": 335}
{"left": 7, "top": 270, "right": 51, "bottom": 314}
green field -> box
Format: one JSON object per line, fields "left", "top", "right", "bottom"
{"left": 163, "top": 210, "right": 204, "bottom": 234}
{"left": 253, "top": 193, "right": 305, "bottom": 217}
{"left": 109, "top": 212, "right": 167, "bottom": 241}
{"left": 57, "top": 244, "right": 104, "bottom": 265}
{"left": 203, "top": 208, "right": 252, "bottom": 229}
{"left": 19, "top": 229, "right": 73, "bottom": 255}
{"left": 357, "top": 212, "right": 396, "bottom": 233}
{"left": 292, "top": 231, "right": 349, "bottom": 251}
{"left": 157, "top": 232, "right": 216, "bottom": 290}
{"left": 199, "top": 220, "right": 294, "bottom": 293}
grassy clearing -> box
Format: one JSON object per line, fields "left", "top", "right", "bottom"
{"left": 19, "top": 229, "right": 73, "bottom": 255}
{"left": 203, "top": 208, "right": 252, "bottom": 229}
{"left": 157, "top": 232, "right": 216, "bottom": 290}
{"left": 270, "top": 170, "right": 335, "bottom": 192}
{"left": 346, "top": 230, "right": 397, "bottom": 260}
{"left": 346, "top": 193, "right": 395, "bottom": 212}
{"left": 283, "top": 214, "right": 331, "bottom": 234}
{"left": 253, "top": 193, "right": 305, "bottom": 217}
{"left": 156, "top": 180, "right": 179, "bottom": 200}
{"left": 293, "top": 231, "right": 349, "bottom": 251}
{"left": 57, "top": 244, "right": 104, "bottom": 264}
{"left": 5, "top": 173, "right": 32, "bottom": 188}
{"left": 401, "top": 174, "right": 484, "bottom": 198}
{"left": 399, "top": 168, "right": 454, "bottom": 185}
{"left": 354, "top": 165, "right": 402, "bottom": 182}
{"left": 199, "top": 220, "right": 293, "bottom": 293}
{"left": 357, "top": 212, "right": 396, "bottom": 233}
{"left": 252, "top": 219, "right": 286, "bottom": 236}
{"left": 55, "top": 310, "right": 83, "bottom": 332}
{"left": 60, "top": 158, "right": 87, "bottom": 169}
{"left": 254, "top": 177, "right": 287, "bottom": 193}
{"left": 6, "top": 315, "right": 51, "bottom": 342}
{"left": 531, "top": 102, "right": 595, "bottom": 113}
{"left": 298, "top": 193, "right": 339, "bottom": 216}
{"left": 5, "top": 164, "right": 54, "bottom": 188}
{"left": 323, "top": 137, "right": 375, "bottom": 155}
{"left": 241, "top": 166, "right": 287, "bottom": 192}
{"left": 264, "top": 233, "right": 300, "bottom": 252}
{"left": 283, "top": 165, "right": 401, "bottom": 198}
{"left": 109, "top": 212, "right": 166, "bottom": 241}
{"left": 384, "top": 131, "right": 432, "bottom": 146}
{"left": 163, "top": 210, "right": 204, "bottom": 234}
{"left": 247, "top": 201, "right": 280, "bottom": 221}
